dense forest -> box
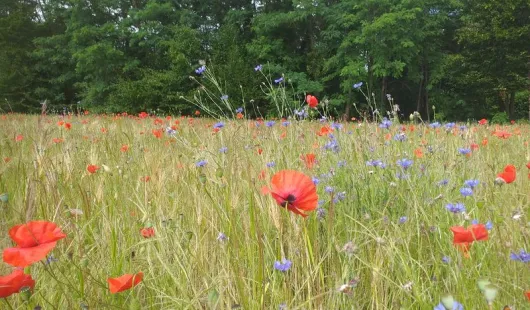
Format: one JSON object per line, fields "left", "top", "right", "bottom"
{"left": 1, "top": 0, "right": 529, "bottom": 121}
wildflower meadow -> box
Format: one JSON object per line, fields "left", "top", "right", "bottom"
{"left": 1, "top": 101, "right": 530, "bottom": 309}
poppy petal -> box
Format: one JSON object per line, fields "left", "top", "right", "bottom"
{"left": 9, "top": 221, "right": 66, "bottom": 247}
{"left": 108, "top": 272, "right": 144, "bottom": 294}
{"left": 3, "top": 242, "right": 58, "bottom": 267}
{"left": 0, "top": 269, "right": 35, "bottom": 298}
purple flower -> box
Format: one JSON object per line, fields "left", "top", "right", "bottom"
{"left": 437, "top": 179, "right": 449, "bottom": 186}
{"left": 220, "top": 95, "right": 229, "bottom": 100}
{"left": 471, "top": 219, "right": 479, "bottom": 225}
{"left": 445, "top": 203, "right": 466, "bottom": 214}
{"left": 397, "top": 158, "right": 413, "bottom": 170}
{"left": 485, "top": 221, "right": 493, "bottom": 230}
{"left": 266, "top": 162, "right": 275, "bottom": 168}
{"left": 325, "top": 186, "right": 334, "bottom": 193}
{"left": 434, "top": 301, "right": 463, "bottom": 310}
{"left": 254, "top": 64, "right": 262, "bottom": 71}
{"left": 266, "top": 121, "right": 276, "bottom": 127}
{"left": 195, "top": 65, "right": 206, "bottom": 75}
{"left": 442, "top": 256, "right": 451, "bottom": 264}
{"left": 336, "top": 192, "right": 346, "bottom": 201}
{"left": 459, "top": 125, "right": 467, "bottom": 131}
{"left": 273, "top": 259, "right": 292, "bottom": 272}
{"left": 337, "top": 160, "right": 347, "bottom": 168}
{"left": 282, "top": 121, "right": 290, "bottom": 127}
{"left": 219, "top": 146, "right": 228, "bottom": 153}
{"left": 445, "top": 122, "right": 456, "bottom": 129}
{"left": 460, "top": 187, "right": 473, "bottom": 197}
{"left": 323, "top": 138, "right": 340, "bottom": 153}
{"left": 331, "top": 122, "right": 343, "bottom": 130}
{"left": 217, "top": 232, "right": 228, "bottom": 242}
{"left": 166, "top": 127, "right": 177, "bottom": 136}
{"left": 394, "top": 133, "right": 407, "bottom": 141}
{"left": 213, "top": 122, "right": 225, "bottom": 129}
{"left": 463, "top": 179, "right": 480, "bottom": 188}
{"left": 353, "top": 82, "right": 363, "bottom": 89}
{"left": 379, "top": 117, "right": 392, "bottom": 129}
{"left": 196, "top": 160, "right": 207, "bottom": 167}
{"left": 366, "top": 160, "right": 386, "bottom": 168}
{"left": 429, "top": 122, "right": 441, "bottom": 128}
{"left": 294, "top": 108, "right": 308, "bottom": 119}
{"left": 274, "top": 77, "right": 283, "bottom": 84}
{"left": 312, "top": 176, "right": 320, "bottom": 185}
{"left": 399, "top": 216, "right": 408, "bottom": 224}
{"left": 510, "top": 249, "right": 530, "bottom": 263}
{"left": 316, "top": 207, "right": 326, "bottom": 221}
{"left": 458, "top": 148, "right": 471, "bottom": 155}
{"left": 278, "top": 303, "right": 287, "bottom": 310}
{"left": 235, "top": 107, "right": 243, "bottom": 113}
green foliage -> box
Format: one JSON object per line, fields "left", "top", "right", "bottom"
{"left": 0, "top": 0, "right": 529, "bottom": 119}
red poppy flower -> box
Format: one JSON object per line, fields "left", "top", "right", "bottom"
{"left": 87, "top": 164, "right": 100, "bottom": 174}
{"left": 414, "top": 148, "right": 424, "bottom": 158}
{"left": 0, "top": 269, "right": 35, "bottom": 298}
{"left": 492, "top": 130, "right": 511, "bottom": 139}
{"left": 3, "top": 221, "right": 67, "bottom": 267}
{"left": 526, "top": 162, "right": 530, "bottom": 170}
{"left": 478, "top": 118, "right": 488, "bottom": 125}
{"left": 138, "top": 112, "right": 149, "bottom": 119}
{"left": 258, "top": 170, "right": 266, "bottom": 180}
{"left": 120, "top": 144, "right": 129, "bottom": 152}
{"left": 140, "top": 227, "right": 155, "bottom": 238}
{"left": 317, "top": 126, "right": 333, "bottom": 137}
{"left": 470, "top": 143, "right": 479, "bottom": 151}
{"left": 525, "top": 290, "right": 530, "bottom": 301}
{"left": 140, "top": 176, "right": 151, "bottom": 182}
{"left": 301, "top": 153, "right": 317, "bottom": 169}
{"left": 3, "top": 157, "right": 11, "bottom": 163}
{"left": 15, "top": 134, "right": 23, "bottom": 142}
{"left": 64, "top": 123, "right": 72, "bottom": 130}
{"left": 306, "top": 95, "right": 318, "bottom": 108}
{"left": 236, "top": 112, "right": 244, "bottom": 119}
{"left": 108, "top": 272, "right": 143, "bottom": 294}
{"left": 267, "top": 170, "right": 318, "bottom": 217}
{"left": 482, "top": 138, "right": 488, "bottom": 146}
{"left": 450, "top": 224, "right": 488, "bottom": 244}
{"left": 497, "top": 164, "right": 516, "bottom": 184}
{"left": 152, "top": 129, "right": 163, "bottom": 139}
{"left": 194, "top": 110, "right": 201, "bottom": 116}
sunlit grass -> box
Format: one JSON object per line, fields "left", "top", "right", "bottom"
{"left": 0, "top": 114, "right": 529, "bottom": 309}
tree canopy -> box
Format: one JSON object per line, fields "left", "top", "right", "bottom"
{"left": 0, "top": 0, "right": 528, "bottom": 121}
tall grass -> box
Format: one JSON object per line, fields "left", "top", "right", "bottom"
{"left": 0, "top": 113, "right": 529, "bottom": 309}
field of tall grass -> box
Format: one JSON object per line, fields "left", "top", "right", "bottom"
{"left": 0, "top": 113, "right": 529, "bottom": 309}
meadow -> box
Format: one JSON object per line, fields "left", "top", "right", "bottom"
{"left": 0, "top": 112, "right": 529, "bottom": 309}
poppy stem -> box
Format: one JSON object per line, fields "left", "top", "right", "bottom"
{"left": 3, "top": 299, "right": 14, "bottom": 310}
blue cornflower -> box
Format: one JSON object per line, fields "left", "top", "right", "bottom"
{"left": 217, "top": 232, "right": 228, "bottom": 242}
{"left": 379, "top": 117, "right": 392, "bottom": 129}
{"left": 437, "top": 179, "right": 449, "bottom": 186}
{"left": 282, "top": 121, "right": 290, "bottom": 127}
{"left": 485, "top": 221, "right": 493, "bottom": 230}
{"left": 336, "top": 192, "right": 346, "bottom": 201}
{"left": 331, "top": 122, "right": 343, "bottom": 130}
{"left": 316, "top": 207, "right": 326, "bottom": 221}
{"left": 274, "top": 77, "right": 283, "bottom": 84}
{"left": 397, "top": 158, "right": 413, "bottom": 170}
{"left": 471, "top": 219, "right": 479, "bottom": 225}
{"left": 396, "top": 172, "right": 410, "bottom": 180}
{"left": 510, "top": 249, "right": 530, "bottom": 263}
{"left": 319, "top": 116, "right": 327, "bottom": 123}
{"left": 220, "top": 95, "right": 229, "bottom": 100}
{"left": 312, "top": 176, "right": 320, "bottom": 185}
{"left": 293, "top": 108, "right": 308, "bottom": 119}
{"left": 445, "top": 203, "right": 466, "bottom": 214}
{"left": 219, "top": 146, "right": 228, "bottom": 153}
{"left": 266, "top": 121, "right": 276, "bottom": 127}
{"left": 434, "top": 301, "right": 463, "bottom": 310}
{"left": 459, "top": 125, "right": 467, "bottom": 131}
{"left": 337, "top": 160, "right": 347, "bottom": 168}
{"left": 195, "top": 65, "right": 206, "bottom": 75}
{"left": 266, "top": 162, "right": 275, "bottom": 168}
{"left": 166, "top": 127, "right": 177, "bottom": 136}
{"left": 429, "top": 122, "right": 441, "bottom": 128}
{"left": 213, "top": 122, "right": 225, "bottom": 129}
{"left": 399, "top": 216, "right": 408, "bottom": 224}
{"left": 445, "top": 122, "right": 456, "bottom": 129}
{"left": 235, "top": 107, "right": 243, "bottom": 113}
{"left": 279, "top": 303, "right": 288, "bottom": 310}
{"left": 45, "top": 255, "right": 58, "bottom": 265}
{"left": 254, "top": 64, "right": 262, "bottom": 71}
{"left": 325, "top": 186, "right": 334, "bottom": 193}
{"left": 442, "top": 256, "right": 451, "bottom": 264}
{"left": 353, "top": 82, "right": 363, "bottom": 89}
{"left": 458, "top": 148, "right": 471, "bottom": 155}
{"left": 196, "top": 160, "right": 207, "bottom": 167}
{"left": 273, "top": 259, "right": 292, "bottom": 272}
{"left": 460, "top": 187, "right": 473, "bottom": 197}
{"left": 366, "top": 160, "right": 386, "bottom": 168}
{"left": 464, "top": 179, "right": 480, "bottom": 188}
{"left": 323, "top": 138, "right": 340, "bottom": 153}
{"left": 393, "top": 133, "right": 407, "bottom": 141}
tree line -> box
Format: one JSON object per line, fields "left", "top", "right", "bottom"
{"left": 1, "top": 0, "right": 529, "bottom": 121}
